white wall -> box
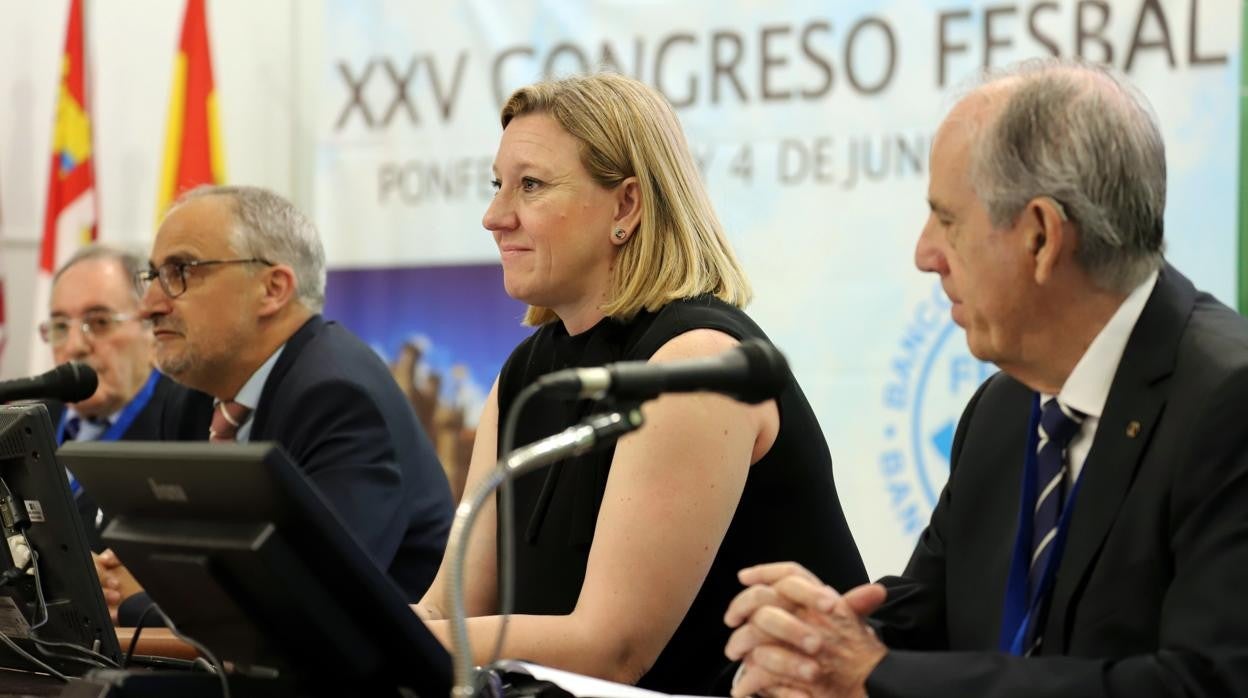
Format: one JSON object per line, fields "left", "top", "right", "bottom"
{"left": 0, "top": 0, "right": 321, "bottom": 378}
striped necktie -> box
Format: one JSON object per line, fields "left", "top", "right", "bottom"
{"left": 1026, "top": 397, "right": 1085, "bottom": 652}
{"left": 209, "top": 400, "right": 253, "bottom": 443}
{"left": 63, "top": 416, "right": 83, "bottom": 442}
{"left": 63, "top": 415, "right": 111, "bottom": 442}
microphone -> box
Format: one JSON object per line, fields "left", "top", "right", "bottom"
{"left": 0, "top": 361, "right": 98, "bottom": 404}
{"left": 536, "top": 337, "right": 789, "bottom": 404}
{"left": 447, "top": 406, "right": 645, "bottom": 695}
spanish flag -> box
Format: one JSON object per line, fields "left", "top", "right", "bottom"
{"left": 156, "top": 0, "right": 225, "bottom": 220}
{"left": 30, "top": 0, "right": 97, "bottom": 373}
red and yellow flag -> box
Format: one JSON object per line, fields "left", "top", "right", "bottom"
{"left": 31, "top": 0, "right": 97, "bottom": 373}
{"left": 156, "top": 0, "right": 225, "bottom": 220}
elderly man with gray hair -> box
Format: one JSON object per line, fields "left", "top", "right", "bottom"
{"left": 723, "top": 59, "right": 1248, "bottom": 697}
{"left": 107, "top": 185, "right": 454, "bottom": 625}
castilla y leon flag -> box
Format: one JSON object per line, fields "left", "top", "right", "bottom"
{"left": 30, "top": 0, "right": 97, "bottom": 374}
{"left": 156, "top": 0, "right": 226, "bottom": 221}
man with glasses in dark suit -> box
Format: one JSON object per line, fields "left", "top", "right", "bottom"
{"left": 105, "top": 185, "right": 453, "bottom": 626}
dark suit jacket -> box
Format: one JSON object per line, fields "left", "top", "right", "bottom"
{"left": 50, "top": 372, "right": 213, "bottom": 552}
{"left": 247, "top": 314, "right": 453, "bottom": 601}
{"left": 867, "top": 265, "right": 1248, "bottom": 698}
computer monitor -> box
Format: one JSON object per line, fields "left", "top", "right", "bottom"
{"left": 0, "top": 404, "right": 122, "bottom": 675}
{"left": 58, "top": 440, "right": 452, "bottom": 697}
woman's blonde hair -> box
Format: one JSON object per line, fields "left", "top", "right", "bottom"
{"left": 499, "top": 72, "right": 752, "bottom": 326}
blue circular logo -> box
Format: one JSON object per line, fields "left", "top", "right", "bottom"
{"left": 879, "top": 283, "right": 994, "bottom": 536}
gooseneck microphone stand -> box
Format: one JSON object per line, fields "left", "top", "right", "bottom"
{"left": 445, "top": 408, "right": 644, "bottom": 698}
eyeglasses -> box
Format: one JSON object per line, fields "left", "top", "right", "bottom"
{"left": 134, "top": 258, "right": 274, "bottom": 299}
{"left": 39, "top": 311, "right": 144, "bottom": 346}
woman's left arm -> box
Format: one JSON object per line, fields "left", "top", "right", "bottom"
{"left": 427, "top": 328, "right": 779, "bottom": 684}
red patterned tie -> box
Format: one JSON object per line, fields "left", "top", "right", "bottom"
{"left": 209, "top": 400, "right": 253, "bottom": 443}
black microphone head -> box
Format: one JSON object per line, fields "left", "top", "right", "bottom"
{"left": 55, "top": 361, "right": 99, "bottom": 403}
{"left": 733, "top": 338, "right": 790, "bottom": 404}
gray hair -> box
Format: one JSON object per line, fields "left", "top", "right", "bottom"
{"left": 969, "top": 58, "right": 1166, "bottom": 293}
{"left": 176, "top": 185, "right": 327, "bottom": 312}
{"left": 52, "top": 242, "right": 147, "bottom": 303}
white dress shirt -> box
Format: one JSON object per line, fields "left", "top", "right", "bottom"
{"left": 228, "top": 344, "right": 285, "bottom": 443}
{"left": 1042, "top": 270, "right": 1158, "bottom": 484}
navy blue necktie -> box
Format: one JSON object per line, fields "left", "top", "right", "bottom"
{"left": 61, "top": 415, "right": 109, "bottom": 498}
{"left": 64, "top": 416, "right": 111, "bottom": 442}
{"left": 1026, "top": 398, "right": 1085, "bottom": 652}
{"left": 63, "top": 416, "right": 83, "bottom": 442}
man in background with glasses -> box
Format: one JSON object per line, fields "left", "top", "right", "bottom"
{"left": 42, "top": 245, "right": 153, "bottom": 441}
{"left": 43, "top": 244, "right": 214, "bottom": 618}
{"left": 106, "top": 184, "right": 453, "bottom": 627}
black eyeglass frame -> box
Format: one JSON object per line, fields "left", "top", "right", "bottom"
{"left": 135, "top": 257, "right": 274, "bottom": 298}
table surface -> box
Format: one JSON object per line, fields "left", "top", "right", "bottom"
{"left": 0, "top": 631, "right": 199, "bottom": 697}
{"left": 114, "top": 627, "right": 198, "bottom": 661}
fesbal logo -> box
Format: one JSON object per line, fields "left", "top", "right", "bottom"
{"left": 879, "top": 282, "right": 994, "bottom": 537}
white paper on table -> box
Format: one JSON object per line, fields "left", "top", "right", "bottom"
{"left": 496, "top": 660, "right": 704, "bottom": 698}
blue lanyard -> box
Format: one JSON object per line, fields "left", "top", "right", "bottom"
{"left": 57, "top": 370, "right": 159, "bottom": 498}
{"left": 998, "top": 394, "right": 1084, "bottom": 655}
{"left": 57, "top": 369, "right": 160, "bottom": 445}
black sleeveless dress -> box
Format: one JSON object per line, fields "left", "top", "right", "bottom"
{"left": 496, "top": 296, "right": 866, "bottom": 694}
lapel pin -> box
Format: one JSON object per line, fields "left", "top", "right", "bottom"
{"left": 1126, "top": 420, "right": 1141, "bottom": 438}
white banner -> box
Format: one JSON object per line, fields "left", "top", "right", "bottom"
{"left": 315, "top": 0, "right": 1241, "bottom": 577}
